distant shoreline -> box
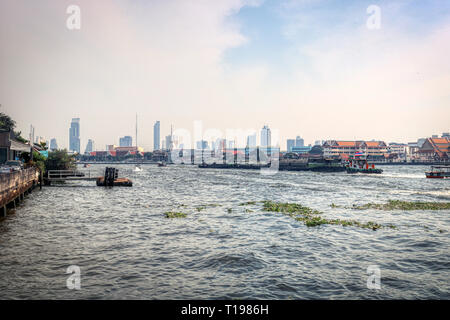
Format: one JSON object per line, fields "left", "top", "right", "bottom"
{"left": 77, "top": 161, "right": 449, "bottom": 166}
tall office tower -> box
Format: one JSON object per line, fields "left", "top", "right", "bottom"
{"left": 50, "top": 138, "right": 58, "bottom": 151}
{"left": 85, "top": 139, "right": 94, "bottom": 154}
{"left": 247, "top": 133, "right": 257, "bottom": 148}
{"left": 119, "top": 136, "right": 133, "bottom": 147}
{"left": 295, "top": 136, "right": 304, "bottom": 147}
{"left": 287, "top": 139, "right": 295, "bottom": 152}
{"left": 154, "top": 121, "right": 160, "bottom": 150}
{"left": 69, "top": 118, "right": 80, "bottom": 153}
{"left": 165, "top": 135, "right": 172, "bottom": 151}
{"left": 260, "top": 125, "right": 271, "bottom": 148}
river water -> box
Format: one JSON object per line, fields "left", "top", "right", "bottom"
{"left": 0, "top": 164, "right": 449, "bottom": 299}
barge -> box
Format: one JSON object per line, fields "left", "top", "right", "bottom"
{"left": 425, "top": 166, "right": 450, "bottom": 179}
{"left": 345, "top": 158, "right": 383, "bottom": 174}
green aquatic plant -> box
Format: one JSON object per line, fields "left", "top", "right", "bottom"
{"left": 352, "top": 200, "right": 450, "bottom": 211}
{"left": 262, "top": 201, "right": 389, "bottom": 231}
{"left": 164, "top": 212, "right": 187, "bottom": 219}
{"left": 263, "top": 201, "right": 321, "bottom": 216}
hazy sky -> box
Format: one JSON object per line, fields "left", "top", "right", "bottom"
{"left": 1, "top": 0, "right": 449, "bottom": 151}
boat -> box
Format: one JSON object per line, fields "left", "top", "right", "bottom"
{"left": 425, "top": 166, "right": 450, "bottom": 179}
{"left": 83, "top": 163, "right": 90, "bottom": 168}
{"left": 345, "top": 156, "right": 383, "bottom": 174}
{"left": 157, "top": 162, "right": 167, "bottom": 167}
{"left": 134, "top": 165, "right": 142, "bottom": 172}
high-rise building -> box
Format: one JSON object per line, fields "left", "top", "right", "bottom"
{"left": 314, "top": 140, "right": 323, "bottom": 146}
{"left": 260, "top": 125, "right": 271, "bottom": 147}
{"left": 287, "top": 139, "right": 295, "bottom": 152}
{"left": 50, "top": 138, "right": 58, "bottom": 151}
{"left": 295, "top": 136, "right": 304, "bottom": 147}
{"left": 119, "top": 136, "right": 133, "bottom": 147}
{"left": 154, "top": 121, "right": 160, "bottom": 150}
{"left": 85, "top": 139, "right": 94, "bottom": 154}
{"left": 246, "top": 133, "right": 257, "bottom": 148}
{"left": 165, "top": 135, "right": 172, "bottom": 151}
{"left": 69, "top": 118, "right": 80, "bottom": 153}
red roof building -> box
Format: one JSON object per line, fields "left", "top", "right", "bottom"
{"left": 418, "top": 137, "right": 449, "bottom": 161}
{"left": 323, "top": 140, "right": 387, "bottom": 157}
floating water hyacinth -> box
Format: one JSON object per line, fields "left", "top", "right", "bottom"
{"left": 262, "top": 201, "right": 388, "bottom": 231}
{"left": 164, "top": 212, "right": 187, "bottom": 219}
{"left": 350, "top": 200, "right": 450, "bottom": 211}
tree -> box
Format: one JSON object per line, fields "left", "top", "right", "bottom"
{"left": 0, "top": 107, "right": 28, "bottom": 143}
{"left": 46, "top": 149, "right": 76, "bottom": 171}
{"left": 0, "top": 111, "right": 16, "bottom": 131}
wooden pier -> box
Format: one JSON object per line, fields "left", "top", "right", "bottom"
{"left": 0, "top": 167, "right": 40, "bottom": 217}
{"left": 44, "top": 168, "right": 132, "bottom": 187}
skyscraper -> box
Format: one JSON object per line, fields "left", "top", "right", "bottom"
{"left": 260, "top": 125, "right": 271, "bottom": 148}
{"left": 119, "top": 136, "right": 133, "bottom": 147}
{"left": 85, "top": 139, "right": 94, "bottom": 154}
{"left": 287, "top": 139, "right": 295, "bottom": 152}
{"left": 165, "top": 135, "right": 172, "bottom": 151}
{"left": 69, "top": 118, "right": 80, "bottom": 153}
{"left": 50, "top": 138, "right": 58, "bottom": 151}
{"left": 154, "top": 121, "right": 160, "bottom": 150}
{"left": 295, "top": 136, "right": 304, "bottom": 147}
{"left": 246, "top": 133, "right": 257, "bottom": 148}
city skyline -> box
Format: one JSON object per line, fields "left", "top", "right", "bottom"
{"left": 2, "top": 0, "right": 450, "bottom": 150}
{"left": 35, "top": 116, "right": 450, "bottom": 153}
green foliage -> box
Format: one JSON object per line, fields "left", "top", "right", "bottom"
{"left": 45, "top": 149, "right": 76, "bottom": 171}
{"left": 14, "top": 131, "right": 28, "bottom": 143}
{"left": 164, "top": 212, "right": 187, "bottom": 218}
{"left": 0, "top": 109, "right": 28, "bottom": 143}
{"left": 263, "top": 201, "right": 321, "bottom": 216}
{"left": 262, "top": 200, "right": 389, "bottom": 231}
{"left": 0, "top": 111, "right": 16, "bottom": 131}
{"left": 32, "top": 151, "right": 46, "bottom": 173}
{"left": 351, "top": 200, "right": 450, "bottom": 211}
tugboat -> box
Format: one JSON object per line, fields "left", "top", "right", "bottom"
{"left": 345, "top": 155, "right": 383, "bottom": 174}
{"left": 425, "top": 166, "right": 450, "bottom": 179}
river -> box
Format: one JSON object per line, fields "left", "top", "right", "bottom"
{"left": 0, "top": 164, "right": 449, "bottom": 299}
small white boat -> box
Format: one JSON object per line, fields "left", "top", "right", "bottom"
{"left": 134, "top": 165, "right": 142, "bottom": 172}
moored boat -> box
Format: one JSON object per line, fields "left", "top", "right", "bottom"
{"left": 425, "top": 166, "right": 450, "bottom": 179}
{"left": 345, "top": 157, "right": 383, "bottom": 174}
